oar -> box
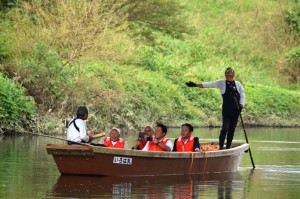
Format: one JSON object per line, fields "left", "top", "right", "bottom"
{"left": 25, "top": 131, "right": 106, "bottom": 146}
{"left": 91, "top": 132, "right": 106, "bottom": 139}
{"left": 234, "top": 97, "right": 255, "bottom": 169}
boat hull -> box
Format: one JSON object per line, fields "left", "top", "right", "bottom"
{"left": 47, "top": 143, "right": 249, "bottom": 176}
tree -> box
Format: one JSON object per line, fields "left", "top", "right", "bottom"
{"left": 126, "top": 0, "right": 192, "bottom": 42}
{"left": 1, "top": 0, "right": 129, "bottom": 111}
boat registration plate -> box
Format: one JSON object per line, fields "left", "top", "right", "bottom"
{"left": 113, "top": 156, "right": 132, "bottom": 165}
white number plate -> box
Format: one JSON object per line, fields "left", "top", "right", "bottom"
{"left": 113, "top": 156, "right": 132, "bottom": 165}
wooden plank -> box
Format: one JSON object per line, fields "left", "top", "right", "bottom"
{"left": 47, "top": 144, "right": 94, "bottom": 156}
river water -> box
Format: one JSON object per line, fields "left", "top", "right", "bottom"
{"left": 0, "top": 128, "right": 300, "bottom": 199}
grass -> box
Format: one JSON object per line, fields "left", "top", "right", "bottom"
{"left": 0, "top": 0, "right": 299, "bottom": 133}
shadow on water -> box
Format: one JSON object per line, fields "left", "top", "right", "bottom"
{"left": 48, "top": 171, "right": 255, "bottom": 199}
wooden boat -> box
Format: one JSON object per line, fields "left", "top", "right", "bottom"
{"left": 46, "top": 142, "right": 249, "bottom": 176}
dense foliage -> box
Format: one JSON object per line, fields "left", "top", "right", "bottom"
{"left": 0, "top": 74, "right": 36, "bottom": 132}
{"left": 0, "top": 0, "right": 299, "bottom": 134}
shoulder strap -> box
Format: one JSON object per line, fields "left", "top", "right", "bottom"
{"left": 69, "top": 118, "right": 80, "bottom": 132}
{"left": 178, "top": 136, "right": 182, "bottom": 141}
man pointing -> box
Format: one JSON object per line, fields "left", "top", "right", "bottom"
{"left": 186, "top": 67, "right": 245, "bottom": 149}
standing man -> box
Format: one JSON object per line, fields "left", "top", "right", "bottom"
{"left": 186, "top": 67, "right": 245, "bottom": 149}
{"left": 67, "top": 106, "right": 93, "bottom": 144}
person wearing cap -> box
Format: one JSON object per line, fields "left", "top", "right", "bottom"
{"left": 99, "top": 128, "right": 128, "bottom": 149}
{"left": 142, "top": 123, "right": 173, "bottom": 152}
{"left": 173, "top": 123, "right": 200, "bottom": 152}
{"left": 67, "top": 106, "right": 93, "bottom": 144}
{"left": 185, "top": 67, "right": 245, "bottom": 150}
{"left": 132, "top": 125, "right": 154, "bottom": 150}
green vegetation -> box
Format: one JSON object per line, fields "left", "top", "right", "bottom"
{"left": 0, "top": 0, "right": 299, "bottom": 134}
{"left": 0, "top": 74, "right": 36, "bottom": 132}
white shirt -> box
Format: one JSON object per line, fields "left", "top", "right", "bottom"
{"left": 67, "top": 118, "right": 89, "bottom": 142}
{"left": 142, "top": 138, "right": 173, "bottom": 151}
{"left": 202, "top": 80, "right": 245, "bottom": 106}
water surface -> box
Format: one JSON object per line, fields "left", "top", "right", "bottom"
{"left": 0, "top": 128, "right": 299, "bottom": 198}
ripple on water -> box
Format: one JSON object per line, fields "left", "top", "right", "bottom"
{"left": 259, "top": 147, "right": 300, "bottom": 152}
{"left": 261, "top": 165, "right": 300, "bottom": 174}
{"left": 253, "top": 140, "right": 300, "bottom": 144}
{"left": 240, "top": 165, "right": 300, "bottom": 172}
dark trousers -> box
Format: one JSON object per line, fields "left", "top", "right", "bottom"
{"left": 219, "top": 114, "right": 239, "bottom": 149}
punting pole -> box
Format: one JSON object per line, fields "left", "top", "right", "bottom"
{"left": 234, "top": 97, "right": 255, "bottom": 169}
{"left": 238, "top": 113, "right": 255, "bottom": 169}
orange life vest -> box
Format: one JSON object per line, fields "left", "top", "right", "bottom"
{"left": 148, "top": 137, "right": 170, "bottom": 151}
{"left": 176, "top": 136, "right": 195, "bottom": 152}
{"left": 138, "top": 140, "right": 147, "bottom": 150}
{"left": 103, "top": 137, "right": 125, "bottom": 149}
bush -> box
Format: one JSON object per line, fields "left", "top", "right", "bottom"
{"left": 0, "top": 74, "right": 36, "bottom": 132}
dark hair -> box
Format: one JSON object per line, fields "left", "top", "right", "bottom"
{"left": 144, "top": 126, "right": 153, "bottom": 132}
{"left": 225, "top": 67, "right": 235, "bottom": 75}
{"left": 156, "top": 123, "right": 167, "bottom": 134}
{"left": 76, "top": 106, "right": 88, "bottom": 117}
{"left": 182, "top": 123, "right": 194, "bottom": 132}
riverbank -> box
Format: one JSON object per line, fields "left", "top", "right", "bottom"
{"left": 0, "top": 1, "right": 299, "bottom": 134}
{"left": 2, "top": 115, "right": 300, "bottom": 136}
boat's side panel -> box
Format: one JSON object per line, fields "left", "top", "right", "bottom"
{"left": 51, "top": 152, "right": 245, "bottom": 176}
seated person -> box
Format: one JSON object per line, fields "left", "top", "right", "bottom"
{"left": 67, "top": 106, "right": 93, "bottom": 144}
{"left": 132, "top": 125, "right": 154, "bottom": 150}
{"left": 173, "top": 123, "right": 200, "bottom": 152}
{"left": 142, "top": 123, "right": 173, "bottom": 152}
{"left": 99, "top": 128, "right": 128, "bottom": 149}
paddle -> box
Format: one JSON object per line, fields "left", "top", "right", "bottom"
{"left": 91, "top": 132, "right": 106, "bottom": 140}
{"left": 234, "top": 97, "right": 255, "bottom": 169}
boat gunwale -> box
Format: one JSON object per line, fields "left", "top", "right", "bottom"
{"left": 47, "top": 143, "right": 249, "bottom": 159}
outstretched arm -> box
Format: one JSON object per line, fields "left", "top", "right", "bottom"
{"left": 186, "top": 81, "right": 204, "bottom": 88}
{"left": 196, "top": 84, "right": 204, "bottom": 88}
{"left": 186, "top": 80, "right": 221, "bottom": 89}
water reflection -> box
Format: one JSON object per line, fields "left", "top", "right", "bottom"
{"left": 2, "top": 128, "right": 300, "bottom": 198}
{"left": 49, "top": 172, "right": 249, "bottom": 198}
{"left": 217, "top": 180, "right": 232, "bottom": 199}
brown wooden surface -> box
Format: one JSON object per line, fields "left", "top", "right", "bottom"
{"left": 47, "top": 144, "right": 94, "bottom": 156}
{"left": 91, "top": 132, "right": 106, "bottom": 139}
{"left": 47, "top": 143, "right": 249, "bottom": 176}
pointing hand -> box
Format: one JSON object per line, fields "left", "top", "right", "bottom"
{"left": 185, "top": 81, "right": 197, "bottom": 87}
